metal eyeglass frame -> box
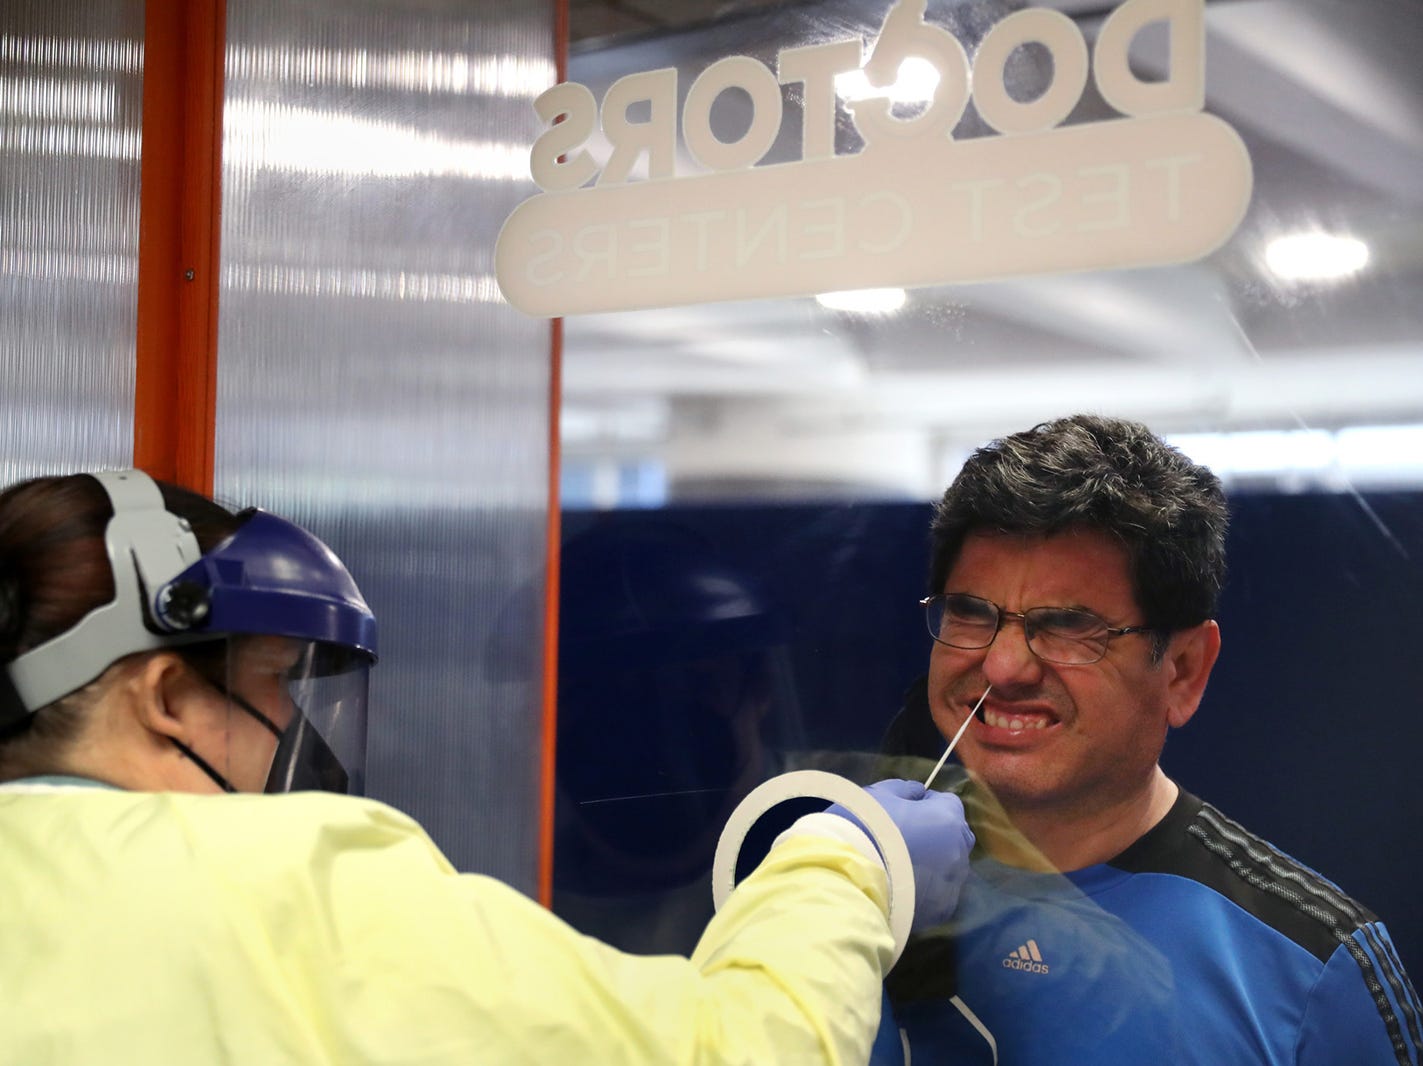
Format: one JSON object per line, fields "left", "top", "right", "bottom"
{"left": 919, "top": 592, "right": 1155, "bottom": 666}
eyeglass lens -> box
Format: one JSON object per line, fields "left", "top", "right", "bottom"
{"left": 925, "top": 594, "right": 1113, "bottom": 665}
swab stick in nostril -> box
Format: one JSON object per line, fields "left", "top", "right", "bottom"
{"left": 923, "top": 685, "right": 992, "bottom": 791}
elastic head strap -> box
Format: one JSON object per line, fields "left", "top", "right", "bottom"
{"left": 2, "top": 471, "right": 205, "bottom": 717}
{"left": 0, "top": 662, "right": 27, "bottom": 730}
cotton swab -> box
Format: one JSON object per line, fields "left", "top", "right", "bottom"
{"left": 923, "top": 685, "right": 992, "bottom": 790}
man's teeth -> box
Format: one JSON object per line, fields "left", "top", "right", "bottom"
{"left": 981, "top": 707, "right": 1049, "bottom": 731}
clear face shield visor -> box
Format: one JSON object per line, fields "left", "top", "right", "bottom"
{"left": 195, "top": 636, "right": 371, "bottom": 796}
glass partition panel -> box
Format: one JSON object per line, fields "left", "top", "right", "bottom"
{"left": 217, "top": 0, "right": 554, "bottom": 889}
{"left": 552, "top": 0, "right": 1423, "bottom": 1018}
{"left": 0, "top": 0, "right": 144, "bottom": 481}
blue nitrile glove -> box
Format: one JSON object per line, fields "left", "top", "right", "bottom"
{"left": 828, "top": 779, "right": 974, "bottom": 932}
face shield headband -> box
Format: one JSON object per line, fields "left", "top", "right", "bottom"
{"left": 1, "top": 471, "right": 377, "bottom": 794}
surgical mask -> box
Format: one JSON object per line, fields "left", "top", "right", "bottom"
{"left": 171, "top": 705, "right": 350, "bottom": 795}
{"left": 168, "top": 680, "right": 276, "bottom": 794}
{"left": 175, "top": 646, "right": 365, "bottom": 795}
{"left": 264, "top": 713, "right": 349, "bottom": 794}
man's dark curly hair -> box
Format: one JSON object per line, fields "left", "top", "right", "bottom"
{"left": 929, "top": 415, "right": 1228, "bottom": 644}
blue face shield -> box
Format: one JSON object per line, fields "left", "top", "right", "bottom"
{"left": 175, "top": 507, "right": 375, "bottom": 794}
{"left": 2, "top": 471, "right": 378, "bottom": 794}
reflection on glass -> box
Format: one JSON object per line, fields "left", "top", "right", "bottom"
{"left": 1264, "top": 231, "right": 1370, "bottom": 281}
{"left": 222, "top": 99, "right": 530, "bottom": 180}
{"left": 835, "top": 55, "right": 940, "bottom": 103}
{"left": 816, "top": 287, "right": 907, "bottom": 313}
{"left": 560, "top": 0, "right": 1423, "bottom": 501}
{"left": 554, "top": 516, "right": 803, "bottom": 954}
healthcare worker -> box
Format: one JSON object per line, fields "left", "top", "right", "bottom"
{"left": 0, "top": 469, "right": 974, "bottom": 1066}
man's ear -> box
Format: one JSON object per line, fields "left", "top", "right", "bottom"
{"left": 1163, "top": 620, "right": 1220, "bottom": 729}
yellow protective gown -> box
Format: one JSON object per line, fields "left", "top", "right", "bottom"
{"left": 0, "top": 778, "right": 893, "bottom": 1066}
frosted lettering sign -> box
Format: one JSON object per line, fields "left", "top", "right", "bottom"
{"left": 495, "top": 0, "right": 1253, "bottom": 317}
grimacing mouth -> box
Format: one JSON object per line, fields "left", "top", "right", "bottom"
{"left": 972, "top": 697, "right": 1061, "bottom": 732}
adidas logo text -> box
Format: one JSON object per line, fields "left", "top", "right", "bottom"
{"left": 1002, "top": 938, "right": 1051, "bottom": 975}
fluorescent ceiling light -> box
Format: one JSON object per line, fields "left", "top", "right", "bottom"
{"left": 1169, "top": 430, "right": 1334, "bottom": 474}
{"left": 835, "top": 57, "right": 940, "bottom": 104}
{"left": 815, "top": 288, "right": 907, "bottom": 313}
{"left": 1264, "top": 232, "right": 1369, "bottom": 281}
{"left": 1336, "top": 424, "right": 1423, "bottom": 470}
{"left": 1170, "top": 423, "right": 1423, "bottom": 486}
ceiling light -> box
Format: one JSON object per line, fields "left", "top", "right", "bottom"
{"left": 835, "top": 58, "right": 940, "bottom": 104}
{"left": 1264, "top": 232, "right": 1369, "bottom": 282}
{"left": 815, "top": 288, "right": 907, "bottom": 313}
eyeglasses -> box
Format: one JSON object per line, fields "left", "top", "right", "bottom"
{"left": 920, "top": 593, "right": 1155, "bottom": 666}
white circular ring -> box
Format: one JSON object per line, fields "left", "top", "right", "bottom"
{"left": 711, "top": 769, "right": 915, "bottom": 964}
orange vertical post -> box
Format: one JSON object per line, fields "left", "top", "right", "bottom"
{"left": 538, "top": 0, "right": 570, "bottom": 909}
{"left": 539, "top": 316, "right": 563, "bottom": 909}
{"left": 133, "top": 0, "right": 226, "bottom": 494}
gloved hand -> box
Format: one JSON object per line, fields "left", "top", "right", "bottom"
{"left": 828, "top": 779, "right": 974, "bottom": 932}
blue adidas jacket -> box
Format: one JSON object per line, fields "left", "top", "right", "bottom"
{"left": 874, "top": 789, "right": 1421, "bottom": 1065}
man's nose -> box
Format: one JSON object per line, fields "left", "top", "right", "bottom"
{"left": 981, "top": 616, "right": 1045, "bottom": 688}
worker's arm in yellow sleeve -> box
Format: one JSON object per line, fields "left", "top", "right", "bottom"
{"left": 295, "top": 796, "right": 894, "bottom": 1066}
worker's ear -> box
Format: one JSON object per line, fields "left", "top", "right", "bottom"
{"left": 123, "top": 651, "right": 206, "bottom": 742}
{"left": 1162, "top": 620, "right": 1220, "bottom": 730}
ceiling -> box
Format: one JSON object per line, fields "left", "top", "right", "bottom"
{"left": 557, "top": 0, "right": 1423, "bottom": 504}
